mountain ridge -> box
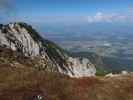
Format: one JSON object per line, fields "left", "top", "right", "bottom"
{"left": 0, "top": 22, "right": 96, "bottom": 77}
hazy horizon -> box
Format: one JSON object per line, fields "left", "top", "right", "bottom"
{"left": 0, "top": 0, "right": 133, "bottom": 36}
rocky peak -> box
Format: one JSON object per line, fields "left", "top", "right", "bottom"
{"left": 0, "top": 22, "right": 96, "bottom": 77}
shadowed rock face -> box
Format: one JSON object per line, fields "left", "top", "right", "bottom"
{"left": 0, "top": 22, "right": 96, "bottom": 77}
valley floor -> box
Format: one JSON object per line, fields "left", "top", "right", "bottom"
{"left": 0, "top": 64, "right": 133, "bottom": 100}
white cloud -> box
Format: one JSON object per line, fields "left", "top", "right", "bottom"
{"left": 88, "top": 12, "right": 133, "bottom": 23}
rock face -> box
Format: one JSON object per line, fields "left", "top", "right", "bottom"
{"left": 0, "top": 22, "right": 96, "bottom": 77}
{"left": 67, "top": 57, "right": 96, "bottom": 77}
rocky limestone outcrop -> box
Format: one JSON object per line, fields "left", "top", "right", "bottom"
{"left": 0, "top": 22, "right": 96, "bottom": 77}
{"left": 67, "top": 57, "right": 96, "bottom": 77}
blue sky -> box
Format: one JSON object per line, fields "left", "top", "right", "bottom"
{"left": 0, "top": 0, "right": 132, "bottom": 22}
{"left": 0, "top": 0, "right": 133, "bottom": 34}
{"left": 15, "top": 0, "right": 133, "bottom": 16}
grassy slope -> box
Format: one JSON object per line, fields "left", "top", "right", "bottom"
{"left": 0, "top": 65, "right": 97, "bottom": 100}
{"left": 0, "top": 64, "right": 133, "bottom": 100}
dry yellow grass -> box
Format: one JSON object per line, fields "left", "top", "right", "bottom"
{"left": 0, "top": 65, "right": 133, "bottom": 100}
